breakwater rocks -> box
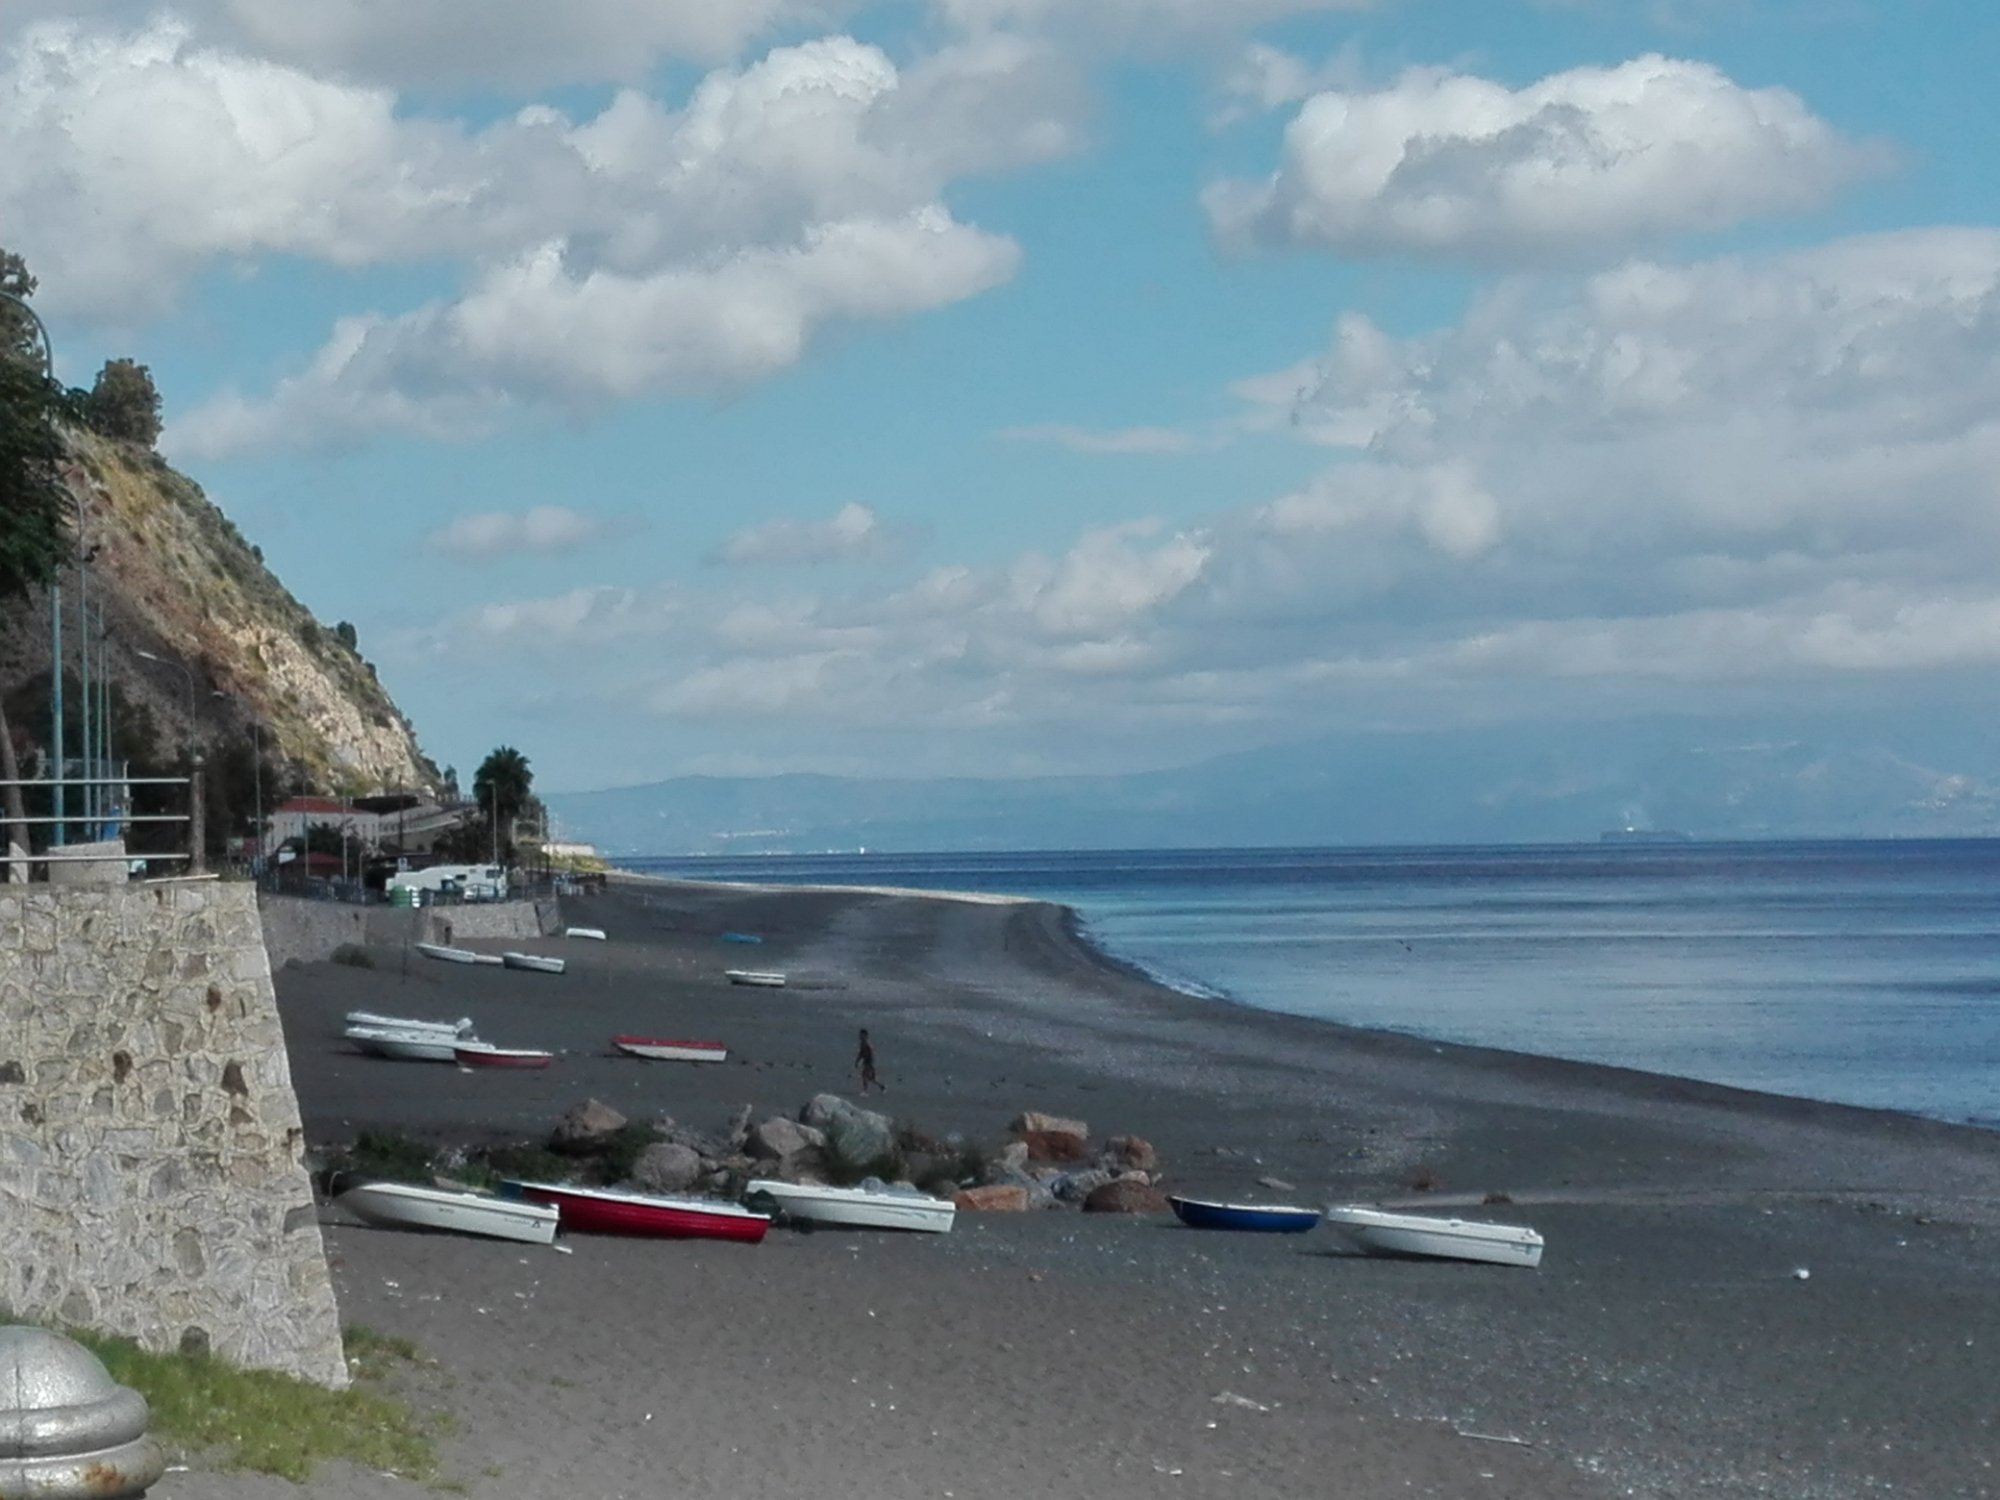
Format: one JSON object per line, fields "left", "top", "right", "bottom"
{"left": 327, "top": 1096, "right": 1173, "bottom": 1216}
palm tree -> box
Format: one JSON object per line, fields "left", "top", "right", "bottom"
{"left": 471, "top": 746, "right": 533, "bottom": 860}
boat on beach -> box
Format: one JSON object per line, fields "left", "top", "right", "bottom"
{"left": 724, "top": 969, "right": 787, "bottom": 988}
{"left": 611, "top": 1035, "right": 729, "bottom": 1063}
{"left": 335, "top": 1179, "right": 560, "bottom": 1245}
{"left": 565, "top": 926, "right": 607, "bottom": 941}
{"left": 1322, "top": 1205, "right": 1545, "bottom": 1268}
{"left": 344, "top": 1010, "right": 473, "bottom": 1036}
{"left": 344, "top": 1025, "right": 464, "bottom": 1062}
{"left": 743, "top": 1178, "right": 955, "bottom": 1234}
{"left": 503, "top": 1181, "right": 770, "bottom": 1243}
{"left": 414, "top": 941, "right": 479, "bottom": 964}
{"left": 501, "top": 951, "right": 567, "bottom": 975}
{"left": 1168, "top": 1196, "right": 1322, "bottom": 1233}
{"left": 453, "top": 1040, "right": 556, "bottom": 1069}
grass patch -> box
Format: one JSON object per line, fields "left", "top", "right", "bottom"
{"left": 67, "top": 1324, "right": 446, "bottom": 1485}
{"left": 318, "top": 1128, "right": 439, "bottom": 1190}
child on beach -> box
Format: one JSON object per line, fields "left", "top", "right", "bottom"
{"left": 854, "top": 1028, "right": 884, "bottom": 1095}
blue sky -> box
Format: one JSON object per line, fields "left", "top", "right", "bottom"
{"left": 7, "top": 0, "right": 1998, "bottom": 798}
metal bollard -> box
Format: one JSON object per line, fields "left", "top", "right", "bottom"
{"left": 0, "top": 1326, "right": 167, "bottom": 1497}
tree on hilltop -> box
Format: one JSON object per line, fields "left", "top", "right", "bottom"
{"left": 83, "top": 358, "right": 163, "bottom": 448}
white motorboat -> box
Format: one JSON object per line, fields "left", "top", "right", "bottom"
{"left": 1322, "top": 1205, "right": 1544, "bottom": 1268}
{"left": 501, "top": 952, "right": 567, "bottom": 975}
{"left": 414, "top": 942, "right": 479, "bottom": 964}
{"left": 565, "top": 926, "right": 607, "bottom": 941}
{"left": 335, "top": 1179, "right": 560, "bottom": 1245}
{"left": 743, "top": 1178, "right": 956, "bottom": 1234}
{"left": 344, "top": 1025, "right": 462, "bottom": 1062}
{"left": 724, "top": 969, "right": 787, "bottom": 988}
{"left": 470, "top": 952, "right": 505, "bottom": 966}
{"left": 343, "top": 1010, "right": 473, "bottom": 1036}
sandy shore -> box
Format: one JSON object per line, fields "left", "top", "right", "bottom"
{"left": 156, "top": 876, "right": 2000, "bottom": 1499}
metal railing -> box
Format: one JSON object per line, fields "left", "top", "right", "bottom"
{"left": 0, "top": 773, "right": 197, "bottom": 879}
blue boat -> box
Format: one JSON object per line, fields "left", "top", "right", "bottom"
{"left": 1168, "top": 1195, "right": 1322, "bottom": 1233}
{"left": 720, "top": 931, "right": 764, "bottom": 945}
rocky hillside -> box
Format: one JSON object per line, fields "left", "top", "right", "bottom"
{"left": 0, "top": 426, "right": 437, "bottom": 797}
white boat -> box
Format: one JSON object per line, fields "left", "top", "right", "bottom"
{"left": 344, "top": 1025, "right": 463, "bottom": 1062}
{"left": 470, "top": 952, "right": 505, "bottom": 966}
{"left": 335, "top": 1180, "right": 560, "bottom": 1245}
{"left": 565, "top": 926, "right": 607, "bottom": 941}
{"left": 414, "top": 942, "right": 478, "bottom": 964}
{"left": 743, "top": 1178, "right": 956, "bottom": 1234}
{"left": 501, "top": 951, "right": 567, "bottom": 975}
{"left": 343, "top": 1010, "right": 474, "bottom": 1036}
{"left": 1322, "top": 1205, "right": 1544, "bottom": 1268}
{"left": 612, "top": 1035, "right": 729, "bottom": 1064}
{"left": 724, "top": 969, "right": 787, "bottom": 988}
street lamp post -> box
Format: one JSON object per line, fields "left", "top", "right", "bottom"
{"left": 135, "top": 648, "right": 205, "bottom": 875}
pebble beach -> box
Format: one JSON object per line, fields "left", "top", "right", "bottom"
{"left": 156, "top": 874, "right": 2000, "bottom": 1500}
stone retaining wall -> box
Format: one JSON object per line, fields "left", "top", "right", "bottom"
{"left": 256, "top": 893, "right": 554, "bottom": 969}
{"left": 0, "top": 882, "right": 349, "bottom": 1388}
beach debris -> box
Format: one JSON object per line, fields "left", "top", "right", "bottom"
{"left": 1256, "top": 1175, "right": 1295, "bottom": 1192}
{"left": 1408, "top": 1165, "right": 1444, "bottom": 1192}
{"left": 1455, "top": 1430, "right": 1532, "bottom": 1447}
{"left": 1793, "top": 1267, "right": 1811, "bottom": 1281}
{"left": 1211, "top": 1391, "right": 1272, "bottom": 1412}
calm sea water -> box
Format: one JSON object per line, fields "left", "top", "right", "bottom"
{"left": 619, "top": 842, "right": 2000, "bottom": 1128}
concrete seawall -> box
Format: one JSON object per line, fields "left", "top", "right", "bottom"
{"left": 257, "top": 892, "right": 559, "bottom": 970}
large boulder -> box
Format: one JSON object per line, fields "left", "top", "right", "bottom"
{"left": 629, "top": 1142, "right": 704, "bottom": 1194}
{"left": 1011, "top": 1111, "right": 1089, "bottom": 1162}
{"left": 1051, "top": 1168, "right": 1115, "bottom": 1204}
{"left": 1083, "top": 1178, "right": 1171, "bottom": 1214}
{"left": 979, "top": 1162, "right": 1056, "bottom": 1210}
{"left": 747, "top": 1117, "right": 826, "bottom": 1162}
{"left": 774, "top": 1148, "right": 831, "bottom": 1185}
{"left": 549, "top": 1099, "right": 627, "bottom": 1153}
{"left": 725, "top": 1103, "right": 754, "bottom": 1153}
{"left": 1104, "top": 1135, "right": 1158, "bottom": 1173}
{"left": 800, "top": 1094, "right": 898, "bottom": 1175}
{"left": 954, "top": 1185, "right": 1031, "bottom": 1212}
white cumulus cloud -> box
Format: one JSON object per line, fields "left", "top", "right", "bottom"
{"left": 427, "top": 507, "right": 610, "bottom": 562}
{"left": 713, "top": 504, "right": 908, "bottom": 566}
{"left": 1206, "top": 54, "right": 1888, "bottom": 262}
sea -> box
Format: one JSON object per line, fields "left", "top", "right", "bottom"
{"left": 617, "top": 841, "right": 2000, "bottom": 1129}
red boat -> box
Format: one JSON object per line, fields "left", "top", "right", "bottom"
{"left": 453, "top": 1041, "right": 555, "bottom": 1069}
{"left": 611, "top": 1035, "right": 728, "bottom": 1064}
{"left": 504, "top": 1181, "right": 770, "bottom": 1243}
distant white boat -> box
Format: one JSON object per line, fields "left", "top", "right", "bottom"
{"left": 470, "top": 952, "right": 505, "bottom": 966}
{"left": 565, "top": 926, "right": 607, "bottom": 941}
{"left": 612, "top": 1035, "right": 728, "bottom": 1064}
{"left": 743, "top": 1178, "right": 955, "bottom": 1234}
{"left": 414, "top": 942, "right": 478, "bottom": 964}
{"left": 501, "top": 952, "right": 567, "bottom": 975}
{"left": 336, "top": 1180, "right": 559, "bottom": 1245}
{"left": 344, "top": 1011, "right": 473, "bottom": 1036}
{"left": 344, "top": 1025, "right": 462, "bottom": 1063}
{"left": 1323, "top": 1205, "right": 1544, "bottom": 1268}
{"left": 724, "top": 969, "right": 787, "bottom": 988}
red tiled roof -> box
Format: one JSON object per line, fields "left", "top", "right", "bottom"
{"left": 274, "top": 797, "right": 347, "bottom": 814}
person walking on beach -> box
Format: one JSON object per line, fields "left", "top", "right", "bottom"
{"left": 854, "top": 1028, "right": 884, "bottom": 1095}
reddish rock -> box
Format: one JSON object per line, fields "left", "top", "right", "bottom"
{"left": 954, "top": 1184, "right": 1031, "bottom": 1212}
{"left": 1105, "top": 1134, "right": 1157, "bottom": 1173}
{"left": 1020, "top": 1129, "right": 1090, "bottom": 1164}
{"left": 1082, "top": 1179, "right": 1171, "bottom": 1214}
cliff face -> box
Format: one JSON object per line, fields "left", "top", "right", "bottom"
{"left": 0, "top": 427, "right": 437, "bottom": 795}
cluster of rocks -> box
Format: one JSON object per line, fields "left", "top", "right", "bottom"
{"left": 531, "top": 1098, "right": 1172, "bottom": 1214}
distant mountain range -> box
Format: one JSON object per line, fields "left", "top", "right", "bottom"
{"left": 546, "top": 713, "right": 2000, "bottom": 855}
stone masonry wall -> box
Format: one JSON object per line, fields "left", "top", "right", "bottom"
{"left": 0, "top": 883, "right": 349, "bottom": 1388}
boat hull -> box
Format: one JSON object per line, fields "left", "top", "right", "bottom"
{"left": 345, "top": 1026, "right": 460, "bottom": 1062}
{"left": 345, "top": 1010, "right": 473, "bottom": 1036}
{"left": 505, "top": 1182, "right": 769, "bottom": 1243}
{"left": 744, "top": 1179, "right": 955, "bottom": 1234}
{"left": 502, "top": 952, "right": 567, "bottom": 974}
{"left": 1323, "top": 1206, "right": 1544, "bottom": 1267}
{"left": 1169, "top": 1196, "right": 1322, "bottom": 1233}
{"left": 454, "top": 1042, "right": 555, "bottom": 1069}
{"left": 724, "top": 969, "right": 787, "bottom": 988}
{"left": 612, "top": 1036, "right": 728, "bottom": 1063}
{"left": 565, "top": 927, "right": 607, "bottom": 941}
{"left": 414, "top": 942, "right": 478, "bottom": 964}
{"left": 337, "top": 1180, "right": 559, "bottom": 1245}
